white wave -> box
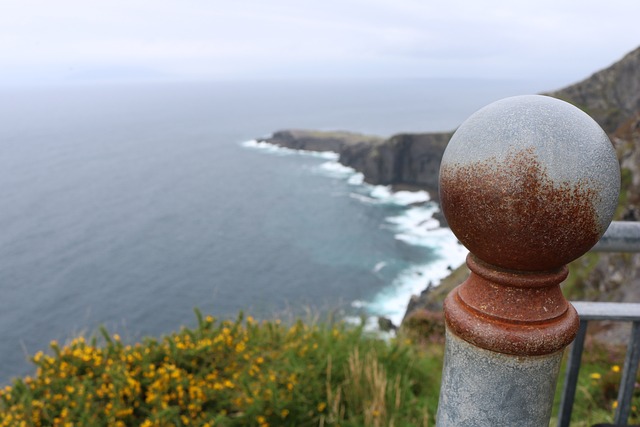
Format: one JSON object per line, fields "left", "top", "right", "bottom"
{"left": 373, "top": 261, "right": 387, "bottom": 273}
{"left": 242, "top": 139, "right": 282, "bottom": 150}
{"left": 317, "top": 160, "right": 356, "bottom": 177}
{"left": 390, "top": 190, "right": 430, "bottom": 205}
{"left": 241, "top": 139, "right": 339, "bottom": 160}
{"left": 368, "top": 185, "right": 430, "bottom": 206}
{"left": 386, "top": 205, "right": 443, "bottom": 246}
{"left": 358, "top": 204, "right": 468, "bottom": 325}
{"left": 370, "top": 185, "right": 392, "bottom": 200}
{"left": 347, "top": 173, "right": 364, "bottom": 185}
{"left": 349, "top": 193, "right": 378, "bottom": 204}
{"left": 313, "top": 151, "right": 340, "bottom": 160}
{"left": 366, "top": 237, "right": 468, "bottom": 326}
{"left": 241, "top": 139, "right": 258, "bottom": 147}
{"left": 350, "top": 300, "right": 367, "bottom": 309}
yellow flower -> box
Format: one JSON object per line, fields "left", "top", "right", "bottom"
{"left": 611, "top": 365, "right": 621, "bottom": 373}
{"left": 317, "top": 402, "right": 327, "bottom": 412}
{"left": 116, "top": 408, "right": 133, "bottom": 417}
{"left": 613, "top": 400, "right": 619, "bottom": 409}
{"left": 281, "top": 409, "right": 289, "bottom": 418}
{"left": 589, "top": 372, "right": 601, "bottom": 380}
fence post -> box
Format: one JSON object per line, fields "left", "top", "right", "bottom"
{"left": 436, "top": 95, "right": 620, "bottom": 427}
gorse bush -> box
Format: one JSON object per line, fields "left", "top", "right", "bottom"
{"left": 0, "top": 310, "right": 441, "bottom": 426}
{"left": 2, "top": 309, "right": 635, "bottom": 426}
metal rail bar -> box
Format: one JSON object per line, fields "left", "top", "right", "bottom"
{"left": 615, "top": 321, "right": 640, "bottom": 425}
{"left": 592, "top": 221, "right": 640, "bottom": 253}
{"left": 572, "top": 302, "right": 640, "bottom": 321}
{"left": 557, "top": 303, "right": 640, "bottom": 427}
{"left": 558, "top": 320, "right": 589, "bottom": 427}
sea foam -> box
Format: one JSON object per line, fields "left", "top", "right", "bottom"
{"left": 242, "top": 139, "right": 339, "bottom": 160}
{"left": 241, "top": 139, "right": 467, "bottom": 327}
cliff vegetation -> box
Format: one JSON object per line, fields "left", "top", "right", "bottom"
{"left": 1, "top": 310, "right": 633, "bottom": 426}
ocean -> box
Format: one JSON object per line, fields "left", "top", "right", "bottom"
{"left": 0, "top": 78, "right": 549, "bottom": 384}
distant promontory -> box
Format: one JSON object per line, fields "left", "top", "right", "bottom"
{"left": 258, "top": 129, "right": 452, "bottom": 200}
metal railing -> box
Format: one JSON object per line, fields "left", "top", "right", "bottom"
{"left": 558, "top": 221, "right": 640, "bottom": 427}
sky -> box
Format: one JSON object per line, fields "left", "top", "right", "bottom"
{"left": 1, "top": 0, "right": 639, "bottom": 87}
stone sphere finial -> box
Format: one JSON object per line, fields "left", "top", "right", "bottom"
{"left": 439, "top": 95, "right": 620, "bottom": 272}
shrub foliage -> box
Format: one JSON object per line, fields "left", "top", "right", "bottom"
{"left": 0, "top": 310, "right": 439, "bottom": 427}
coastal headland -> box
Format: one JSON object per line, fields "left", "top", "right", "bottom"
{"left": 259, "top": 129, "right": 452, "bottom": 202}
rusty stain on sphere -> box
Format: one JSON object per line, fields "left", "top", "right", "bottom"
{"left": 439, "top": 95, "right": 620, "bottom": 272}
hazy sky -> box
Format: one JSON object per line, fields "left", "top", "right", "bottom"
{"left": 2, "top": 0, "right": 639, "bottom": 86}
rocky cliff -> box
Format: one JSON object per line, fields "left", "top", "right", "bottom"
{"left": 547, "top": 46, "right": 640, "bottom": 134}
{"left": 339, "top": 132, "right": 451, "bottom": 194}
{"left": 259, "top": 129, "right": 452, "bottom": 197}
{"left": 263, "top": 129, "right": 384, "bottom": 153}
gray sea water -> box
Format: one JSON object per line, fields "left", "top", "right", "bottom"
{"left": 0, "top": 78, "right": 549, "bottom": 384}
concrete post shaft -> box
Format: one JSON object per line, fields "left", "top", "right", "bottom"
{"left": 437, "top": 332, "right": 562, "bottom": 427}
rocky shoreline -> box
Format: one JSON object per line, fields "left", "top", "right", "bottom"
{"left": 258, "top": 129, "right": 452, "bottom": 201}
